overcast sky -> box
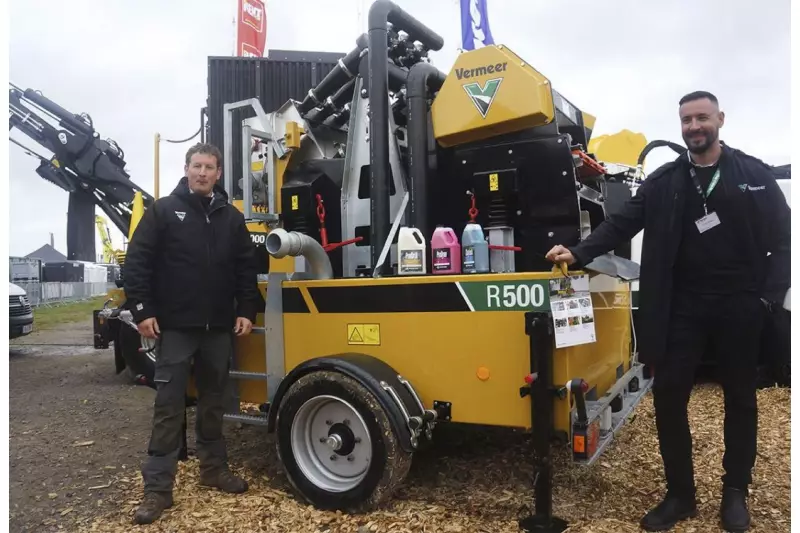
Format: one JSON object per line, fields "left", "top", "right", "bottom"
{"left": 7, "top": 0, "right": 792, "bottom": 257}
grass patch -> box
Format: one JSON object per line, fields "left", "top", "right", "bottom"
{"left": 30, "top": 297, "right": 109, "bottom": 331}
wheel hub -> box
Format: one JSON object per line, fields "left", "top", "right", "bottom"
{"left": 291, "top": 395, "right": 373, "bottom": 492}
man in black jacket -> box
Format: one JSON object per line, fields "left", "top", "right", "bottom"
{"left": 124, "top": 143, "right": 260, "bottom": 525}
{"left": 546, "top": 91, "right": 790, "bottom": 532}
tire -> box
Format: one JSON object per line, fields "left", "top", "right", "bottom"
{"left": 275, "top": 370, "right": 412, "bottom": 512}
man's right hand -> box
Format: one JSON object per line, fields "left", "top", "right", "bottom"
{"left": 545, "top": 245, "right": 576, "bottom": 265}
{"left": 138, "top": 317, "right": 160, "bottom": 339}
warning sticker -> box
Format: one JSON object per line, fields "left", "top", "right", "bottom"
{"left": 291, "top": 195, "right": 299, "bottom": 210}
{"left": 347, "top": 324, "right": 381, "bottom": 345}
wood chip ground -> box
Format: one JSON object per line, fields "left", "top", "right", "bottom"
{"left": 71, "top": 384, "right": 790, "bottom": 533}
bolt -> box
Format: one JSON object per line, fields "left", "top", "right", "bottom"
{"left": 562, "top": 171, "right": 568, "bottom": 176}
{"left": 343, "top": 419, "right": 350, "bottom": 426}
{"left": 319, "top": 437, "right": 326, "bottom": 443}
{"left": 548, "top": 232, "right": 554, "bottom": 238}
{"left": 330, "top": 455, "right": 337, "bottom": 461}
{"left": 361, "top": 89, "right": 367, "bottom": 97}
{"left": 462, "top": 160, "right": 467, "bottom": 165}
{"left": 558, "top": 139, "right": 563, "bottom": 143}
{"left": 355, "top": 437, "right": 362, "bottom": 444}
{"left": 347, "top": 455, "right": 355, "bottom": 462}
{"left": 508, "top": 149, "right": 513, "bottom": 154}
{"left": 326, "top": 420, "right": 332, "bottom": 425}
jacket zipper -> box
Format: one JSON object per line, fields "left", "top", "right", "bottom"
{"left": 206, "top": 212, "right": 210, "bottom": 331}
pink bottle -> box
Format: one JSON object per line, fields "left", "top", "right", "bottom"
{"left": 431, "top": 226, "right": 461, "bottom": 274}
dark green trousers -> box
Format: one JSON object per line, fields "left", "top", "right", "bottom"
{"left": 142, "top": 329, "right": 232, "bottom": 495}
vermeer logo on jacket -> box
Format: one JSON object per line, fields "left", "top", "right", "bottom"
{"left": 738, "top": 184, "right": 765, "bottom": 192}
{"left": 463, "top": 77, "right": 502, "bottom": 118}
{"left": 175, "top": 211, "right": 186, "bottom": 221}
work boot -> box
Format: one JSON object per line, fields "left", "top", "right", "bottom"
{"left": 720, "top": 486, "right": 751, "bottom": 532}
{"left": 133, "top": 492, "right": 173, "bottom": 525}
{"left": 639, "top": 493, "right": 697, "bottom": 531}
{"left": 199, "top": 468, "right": 249, "bottom": 494}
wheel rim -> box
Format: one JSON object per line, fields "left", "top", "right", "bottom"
{"left": 290, "top": 394, "right": 373, "bottom": 493}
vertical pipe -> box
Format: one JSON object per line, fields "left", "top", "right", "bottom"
{"left": 153, "top": 133, "right": 160, "bottom": 200}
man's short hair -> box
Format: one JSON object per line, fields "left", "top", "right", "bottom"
{"left": 679, "top": 91, "right": 719, "bottom": 106}
{"left": 185, "top": 143, "right": 223, "bottom": 169}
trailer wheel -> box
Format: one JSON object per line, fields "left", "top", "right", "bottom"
{"left": 275, "top": 370, "right": 412, "bottom": 512}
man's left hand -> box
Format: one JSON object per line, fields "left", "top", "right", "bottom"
{"left": 234, "top": 317, "right": 253, "bottom": 336}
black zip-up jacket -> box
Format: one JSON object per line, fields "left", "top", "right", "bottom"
{"left": 123, "top": 177, "right": 260, "bottom": 330}
{"left": 569, "top": 143, "right": 790, "bottom": 366}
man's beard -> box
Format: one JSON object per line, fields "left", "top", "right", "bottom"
{"left": 683, "top": 130, "right": 717, "bottom": 154}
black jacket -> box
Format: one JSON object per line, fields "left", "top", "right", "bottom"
{"left": 124, "top": 177, "right": 260, "bottom": 330}
{"left": 570, "top": 144, "right": 791, "bottom": 365}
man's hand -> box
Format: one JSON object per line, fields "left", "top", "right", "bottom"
{"left": 138, "top": 317, "right": 160, "bottom": 339}
{"left": 234, "top": 317, "right": 253, "bottom": 336}
{"left": 545, "top": 245, "right": 576, "bottom": 266}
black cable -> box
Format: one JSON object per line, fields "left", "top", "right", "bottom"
{"left": 637, "top": 140, "right": 686, "bottom": 166}
{"left": 163, "top": 126, "right": 202, "bottom": 144}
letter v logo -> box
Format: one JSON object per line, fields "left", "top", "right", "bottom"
{"left": 463, "top": 78, "right": 502, "bottom": 118}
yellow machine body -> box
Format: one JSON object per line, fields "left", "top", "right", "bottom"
{"left": 431, "top": 45, "right": 556, "bottom": 148}
{"left": 232, "top": 272, "right": 632, "bottom": 434}
{"left": 588, "top": 129, "right": 648, "bottom": 168}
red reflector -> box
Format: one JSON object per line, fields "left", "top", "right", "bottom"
{"left": 581, "top": 380, "right": 589, "bottom": 393}
{"left": 524, "top": 373, "right": 538, "bottom": 384}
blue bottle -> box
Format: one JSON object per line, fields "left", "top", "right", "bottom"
{"left": 461, "top": 223, "right": 489, "bottom": 274}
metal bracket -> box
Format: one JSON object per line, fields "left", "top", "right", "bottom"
{"left": 380, "top": 380, "right": 419, "bottom": 449}
{"left": 265, "top": 273, "right": 288, "bottom": 404}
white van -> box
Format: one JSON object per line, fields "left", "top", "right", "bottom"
{"left": 9, "top": 282, "right": 34, "bottom": 339}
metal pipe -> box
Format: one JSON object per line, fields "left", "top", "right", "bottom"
{"left": 367, "top": 0, "right": 443, "bottom": 275}
{"left": 266, "top": 228, "right": 334, "bottom": 280}
{"left": 406, "top": 62, "right": 446, "bottom": 242}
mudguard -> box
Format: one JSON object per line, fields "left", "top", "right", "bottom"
{"left": 267, "top": 353, "right": 425, "bottom": 454}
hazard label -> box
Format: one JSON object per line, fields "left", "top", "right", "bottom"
{"left": 291, "top": 195, "right": 299, "bottom": 210}
{"left": 489, "top": 173, "right": 499, "bottom": 191}
{"left": 347, "top": 324, "right": 380, "bottom": 345}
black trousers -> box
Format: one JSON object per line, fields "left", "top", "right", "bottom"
{"left": 652, "top": 290, "right": 765, "bottom": 498}
{"left": 142, "top": 329, "right": 233, "bottom": 494}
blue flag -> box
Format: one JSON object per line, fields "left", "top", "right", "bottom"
{"left": 460, "top": 0, "right": 495, "bottom": 50}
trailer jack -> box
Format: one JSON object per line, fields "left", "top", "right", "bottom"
{"left": 518, "top": 312, "right": 568, "bottom": 533}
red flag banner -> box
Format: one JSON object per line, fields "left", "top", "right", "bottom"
{"left": 237, "top": 0, "right": 267, "bottom": 57}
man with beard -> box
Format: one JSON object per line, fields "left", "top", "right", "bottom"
{"left": 545, "top": 91, "right": 790, "bottom": 532}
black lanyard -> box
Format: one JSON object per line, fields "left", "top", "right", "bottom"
{"left": 688, "top": 167, "right": 720, "bottom": 216}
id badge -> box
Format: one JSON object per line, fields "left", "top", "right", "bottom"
{"left": 695, "top": 211, "right": 721, "bottom": 233}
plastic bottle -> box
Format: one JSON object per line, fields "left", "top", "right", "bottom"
{"left": 397, "top": 227, "right": 426, "bottom": 275}
{"left": 431, "top": 226, "right": 461, "bottom": 274}
{"left": 461, "top": 223, "right": 489, "bottom": 274}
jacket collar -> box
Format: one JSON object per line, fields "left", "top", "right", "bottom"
{"left": 170, "top": 176, "right": 229, "bottom": 211}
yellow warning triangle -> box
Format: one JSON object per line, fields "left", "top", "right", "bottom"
{"left": 348, "top": 327, "right": 364, "bottom": 343}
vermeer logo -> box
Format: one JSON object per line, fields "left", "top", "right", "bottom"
{"left": 463, "top": 78, "right": 502, "bottom": 118}
{"left": 242, "top": 0, "right": 264, "bottom": 32}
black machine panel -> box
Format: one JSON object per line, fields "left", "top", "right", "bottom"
{"left": 281, "top": 158, "right": 346, "bottom": 277}
{"left": 433, "top": 134, "right": 582, "bottom": 272}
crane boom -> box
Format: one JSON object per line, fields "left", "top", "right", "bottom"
{"left": 9, "top": 83, "right": 154, "bottom": 238}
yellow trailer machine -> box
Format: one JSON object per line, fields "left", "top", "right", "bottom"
{"left": 96, "top": 1, "right": 651, "bottom": 530}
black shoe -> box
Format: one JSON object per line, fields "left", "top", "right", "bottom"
{"left": 133, "top": 492, "right": 173, "bottom": 525}
{"left": 721, "top": 486, "right": 750, "bottom": 532}
{"left": 640, "top": 493, "right": 698, "bottom": 532}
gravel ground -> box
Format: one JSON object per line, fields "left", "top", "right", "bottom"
{"left": 9, "top": 319, "right": 791, "bottom": 533}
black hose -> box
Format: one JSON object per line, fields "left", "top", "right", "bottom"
{"left": 298, "top": 36, "right": 368, "bottom": 115}
{"left": 406, "top": 62, "right": 446, "bottom": 243}
{"left": 637, "top": 140, "right": 686, "bottom": 166}
{"left": 367, "top": 0, "right": 444, "bottom": 274}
